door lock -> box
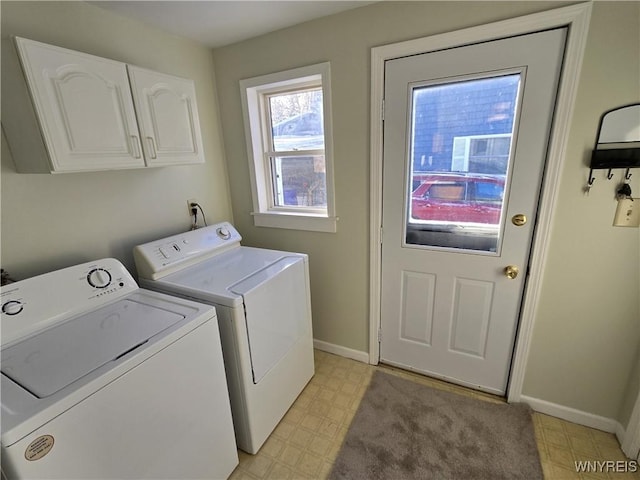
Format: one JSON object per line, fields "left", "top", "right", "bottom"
{"left": 504, "top": 265, "right": 519, "bottom": 279}
{"left": 512, "top": 214, "right": 527, "bottom": 226}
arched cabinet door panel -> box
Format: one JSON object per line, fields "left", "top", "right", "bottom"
{"left": 14, "top": 37, "right": 144, "bottom": 172}
{"left": 127, "top": 66, "right": 204, "bottom": 167}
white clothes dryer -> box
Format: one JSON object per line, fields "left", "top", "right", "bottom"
{"left": 134, "top": 222, "right": 315, "bottom": 454}
{"left": 1, "top": 258, "right": 238, "bottom": 479}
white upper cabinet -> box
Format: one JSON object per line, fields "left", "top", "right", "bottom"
{"left": 127, "top": 66, "right": 204, "bottom": 167}
{"left": 4, "top": 37, "right": 204, "bottom": 173}
{"left": 13, "top": 37, "right": 145, "bottom": 172}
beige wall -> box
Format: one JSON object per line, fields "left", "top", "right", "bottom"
{"left": 522, "top": 1, "right": 640, "bottom": 425}
{"left": 213, "top": 1, "right": 639, "bottom": 427}
{"left": 1, "top": 1, "right": 233, "bottom": 279}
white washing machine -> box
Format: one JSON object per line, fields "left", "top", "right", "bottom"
{"left": 134, "top": 222, "right": 315, "bottom": 454}
{"left": 0, "top": 258, "right": 238, "bottom": 479}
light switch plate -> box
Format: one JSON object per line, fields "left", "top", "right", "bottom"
{"left": 613, "top": 198, "right": 640, "bottom": 227}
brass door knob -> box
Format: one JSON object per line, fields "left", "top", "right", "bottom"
{"left": 512, "top": 214, "right": 527, "bottom": 226}
{"left": 505, "top": 265, "right": 519, "bottom": 279}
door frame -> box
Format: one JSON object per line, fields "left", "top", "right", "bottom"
{"left": 369, "top": 3, "right": 592, "bottom": 402}
{"left": 621, "top": 388, "right": 640, "bottom": 459}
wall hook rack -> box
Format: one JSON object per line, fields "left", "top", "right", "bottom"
{"left": 586, "top": 103, "right": 640, "bottom": 190}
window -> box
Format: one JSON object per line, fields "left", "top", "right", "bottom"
{"left": 240, "top": 63, "right": 336, "bottom": 232}
{"left": 424, "top": 183, "right": 466, "bottom": 201}
{"left": 406, "top": 74, "right": 520, "bottom": 252}
{"left": 451, "top": 134, "right": 512, "bottom": 174}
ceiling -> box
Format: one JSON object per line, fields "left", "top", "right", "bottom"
{"left": 91, "top": 1, "right": 376, "bottom": 48}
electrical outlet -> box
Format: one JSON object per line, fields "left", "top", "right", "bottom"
{"left": 613, "top": 198, "right": 640, "bottom": 227}
{"left": 187, "top": 198, "right": 198, "bottom": 216}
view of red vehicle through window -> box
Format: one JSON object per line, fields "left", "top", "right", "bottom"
{"left": 410, "top": 173, "right": 505, "bottom": 226}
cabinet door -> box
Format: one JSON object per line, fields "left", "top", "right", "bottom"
{"left": 127, "top": 66, "right": 205, "bottom": 167}
{"left": 15, "top": 37, "right": 145, "bottom": 172}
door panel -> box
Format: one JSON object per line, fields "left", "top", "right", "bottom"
{"left": 450, "top": 278, "right": 493, "bottom": 358}
{"left": 400, "top": 271, "right": 435, "bottom": 345}
{"left": 380, "top": 29, "right": 566, "bottom": 394}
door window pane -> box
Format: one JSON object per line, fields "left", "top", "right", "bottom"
{"left": 406, "top": 74, "right": 520, "bottom": 253}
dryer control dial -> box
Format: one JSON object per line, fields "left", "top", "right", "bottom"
{"left": 2, "top": 300, "right": 24, "bottom": 315}
{"left": 87, "top": 268, "right": 112, "bottom": 289}
{"left": 216, "top": 227, "right": 232, "bottom": 240}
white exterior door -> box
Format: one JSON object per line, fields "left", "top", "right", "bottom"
{"left": 14, "top": 37, "right": 145, "bottom": 172}
{"left": 127, "top": 66, "right": 205, "bottom": 167}
{"left": 380, "top": 29, "right": 566, "bottom": 394}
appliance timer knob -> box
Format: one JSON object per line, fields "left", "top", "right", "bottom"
{"left": 2, "top": 300, "right": 23, "bottom": 315}
{"left": 216, "top": 227, "right": 231, "bottom": 240}
{"left": 87, "top": 268, "right": 112, "bottom": 289}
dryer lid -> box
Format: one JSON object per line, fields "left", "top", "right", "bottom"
{"left": 156, "top": 246, "right": 302, "bottom": 307}
{"left": 1, "top": 298, "right": 184, "bottom": 398}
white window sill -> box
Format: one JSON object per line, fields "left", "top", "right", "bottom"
{"left": 251, "top": 211, "right": 338, "bottom": 233}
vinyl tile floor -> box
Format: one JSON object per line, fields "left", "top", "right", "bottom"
{"left": 229, "top": 350, "right": 640, "bottom": 480}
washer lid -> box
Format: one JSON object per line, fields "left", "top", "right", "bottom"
{"left": 1, "top": 298, "right": 184, "bottom": 398}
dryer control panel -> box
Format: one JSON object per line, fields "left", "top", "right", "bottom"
{"left": 134, "top": 222, "right": 242, "bottom": 280}
{"left": 0, "top": 258, "right": 137, "bottom": 345}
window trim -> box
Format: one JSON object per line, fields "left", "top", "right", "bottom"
{"left": 240, "top": 62, "right": 337, "bottom": 232}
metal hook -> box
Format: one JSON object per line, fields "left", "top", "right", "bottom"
{"left": 625, "top": 168, "right": 632, "bottom": 180}
{"left": 585, "top": 169, "right": 596, "bottom": 194}
{"left": 607, "top": 169, "right": 614, "bottom": 180}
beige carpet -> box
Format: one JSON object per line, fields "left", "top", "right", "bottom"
{"left": 329, "top": 371, "right": 543, "bottom": 480}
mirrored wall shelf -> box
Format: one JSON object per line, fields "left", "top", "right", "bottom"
{"left": 587, "top": 103, "right": 640, "bottom": 187}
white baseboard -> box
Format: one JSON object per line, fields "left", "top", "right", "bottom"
{"left": 313, "top": 339, "right": 369, "bottom": 364}
{"left": 521, "top": 394, "right": 640, "bottom": 458}
{"left": 521, "top": 394, "right": 623, "bottom": 436}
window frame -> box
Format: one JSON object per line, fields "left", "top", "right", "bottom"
{"left": 240, "top": 63, "right": 337, "bottom": 232}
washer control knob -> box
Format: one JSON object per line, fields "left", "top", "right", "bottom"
{"left": 2, "top": 300, "right": 23, "bottom": 315}
{"left": 216, "top": 227, "right": 231, "bottom": 240}
{"left": 87, "top": 268, "right": 112, "bottom": 289}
